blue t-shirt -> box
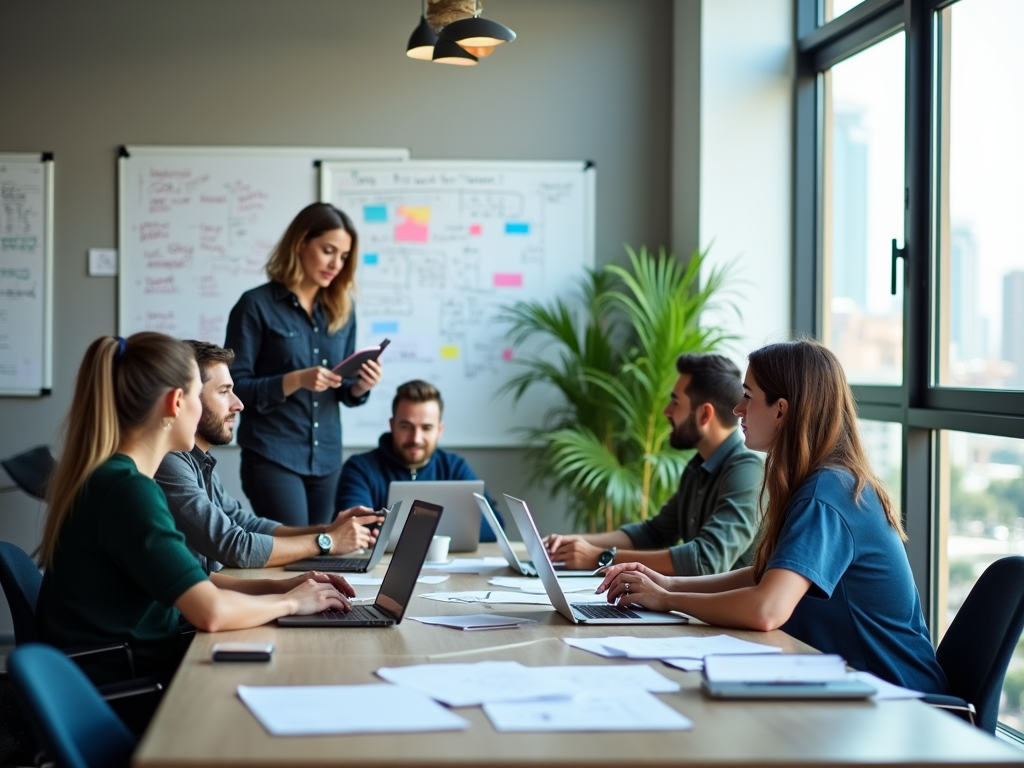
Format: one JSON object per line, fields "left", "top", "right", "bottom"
{"left": 769, "top": 468, "right": 948, "bottom": 695}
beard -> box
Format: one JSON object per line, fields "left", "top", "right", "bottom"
{"left": 197, "top": 408, "right": 234, "bottom": 447}
{"left": 668, "top": 412, "right": 701, "bottom": 450}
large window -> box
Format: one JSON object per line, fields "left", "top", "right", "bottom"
{"left": 796, "top": 0, "right": 1024, "bottom": 738}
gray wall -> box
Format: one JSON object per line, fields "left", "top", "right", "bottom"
{"left": 0, "top": 0, "right": 695, "bottom": 635}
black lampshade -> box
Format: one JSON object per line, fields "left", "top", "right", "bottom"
{"left": 406, "top": 15, "right": 438, "bottom": 60}
{"left": 432, "top": 37, "right": 478, "bottom": 66}
{"left": 439, "top": 16, "right": 516, "bottom": 48}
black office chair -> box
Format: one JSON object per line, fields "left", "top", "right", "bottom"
{"left": 0, "top": 445, "right": 56, "bottom": 501}
{"left": 924, "top": 555, "right": 1024, "bottom": 733}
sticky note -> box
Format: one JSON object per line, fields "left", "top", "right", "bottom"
{"left": 470, "top": 224, "right": 483, "bottom": 236}
{"left": 494, "top": 273, "right": 523, "bottom": 288}
{"left": 372, "top": 321, "right": 399, "bottom": 334}
{"left": 440, "top": 346, "right": 460, "bottom": 360}
{"left": 505, "top": 222, "right": 530, "bottom": 235}
{"left": 502, "top": 348, "right": 514, "bottom": 361}
{"left": 364, "top": 205, "right": 388, "bottom": 223}
{"left": 364, "top": 253, "right": 379, "bottom": 265}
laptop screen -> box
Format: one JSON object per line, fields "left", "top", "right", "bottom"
{"left": 375, "top": 499, "right": 443, "bottom": 620}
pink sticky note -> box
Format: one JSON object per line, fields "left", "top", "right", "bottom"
{"left": 395, "top": 220, "right": 429, "bottom": 243}
{"left": 502, "top": 348, "right": 514, "bottom": 361}
{"left": 469, "top": 224, "right": 483, "bottom": 236}
{"left": 493, "top": 273, "right": 523, "bottom": 288}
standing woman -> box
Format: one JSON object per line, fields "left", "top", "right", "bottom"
{"left": 598, "top": 340, "right": 949, "bottom": 695}
{"left": 37, "top": 333, "right": 354, "bottom": 691}
{"left": 226, "top": 203, "right": 382, "bottom": 527}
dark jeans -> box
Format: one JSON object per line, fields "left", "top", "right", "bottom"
{"left": 240, "top": 450, "right": 341, "bottom": 527}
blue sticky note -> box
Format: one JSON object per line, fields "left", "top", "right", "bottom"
{"left": 371, "top": 321, "right": 399, "bottom": 335}
{"left": 364, "top": 205, "right": 388, "bottom": 223}
{"left": 364, "top": 253, "right": 379, "bottom": 265}
{"left": 505, "top": 222, "right": 530, "bottom": 235}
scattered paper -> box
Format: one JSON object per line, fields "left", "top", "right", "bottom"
{"left": 420, "top": 590, "right": 552, "bottom": 605}
{"left": 421, "top": 557, "right": 509, "bottom": 573}
{"left": 483, "top": 690, "right": 693, "bottom": 732}
{"left": 237, "top": 684, "right": 468, "bottom": 736}
{"left": 703, "top": 654, "right": 848, "bottom": 684}
{"left": 489, "top": 576, "right": 604, "bottom": 594}
{"left": 662, "top": 658, "right": 705, "bottom": 672}
{"left": 563, "top": 638, "right": 627, "bottom": 657}
{"left": 597, "top": 634, "right": 782, "bottom": 661}
{"left": 339, "top": 574, "right": 449, "bottom": 586}
{"left": 410, "top": 614, "right": 537, "bottom": 631}
{"left": 415, "top": 574, "right": 450, "bottom": 584}
{"left": 851, "top": 671, "right": 924, "bottom": 700}
{"left": 376, "top": 661, "right": 679, "bottom": 707}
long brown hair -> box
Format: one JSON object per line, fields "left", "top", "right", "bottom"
{"left": 749, "top": 340, "right": 904, "bottom": 580}
{"left": 265, "top": 203, "right": 358, "bottom": 334}
{"left": 39, "top": 333, "right": 196, "bottom": 568}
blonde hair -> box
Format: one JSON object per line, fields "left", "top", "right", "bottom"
{"left": 39, "top": 333, "right": 196, "bottom": 568}
{"left": 265, "top": 203, "right": 358, "bottom": 334}
{"left": 748, "top": 340, "right": 904, "bottom": 581}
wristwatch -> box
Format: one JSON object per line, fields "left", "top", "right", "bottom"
{"left": 597, "top": 546, "right": 617, "bottom": 568}
{"left": 316, "top": 532, "right": 332, "bottom": 556}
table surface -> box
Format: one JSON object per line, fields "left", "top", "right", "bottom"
{"left": 134, "top": 545, "right": 1024, "bottom": 768}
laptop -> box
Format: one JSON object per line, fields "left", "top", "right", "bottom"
{"left": 385, "top": 480, "right": 483, "bottom": 553}
{"left": 277, "top": 499, "right": 442, "bottom": 627}
{"left": 283, "top": 501, "right": 401, "bottom": 573}
{"left": 503, "top": 494, "right": 689, "bottom": 625}
{"left": 472, "top": 493, "right": 592, "bottom": 577}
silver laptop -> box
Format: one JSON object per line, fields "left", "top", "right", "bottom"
{"left": 386, "top": 480, "right": 483, "bottom": 553}
{"left": 284, "top": 501, "right": 401, "bottom": 573}
{"left": 278, "top": 499, "right": 442, "bottom": 627}
{"left": 503, "top": 494, "right": 689, "bottom": 625}
{"left": 472, "top": 493, "right": 592, "bottom": 577}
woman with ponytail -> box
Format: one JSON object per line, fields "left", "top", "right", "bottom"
{"left": 37, "top": 333, "right": 355, "bottom": 689}
{"left": 598, "top": 340, "right": 948, "bottom": 694}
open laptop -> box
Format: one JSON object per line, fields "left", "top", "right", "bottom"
{"left": 278, "top": 499, "right": 442, "bottom": 627}
{"left": 472, "top": 493, "right": 592, "bottom": 577}
{"left": 386, "top": 480, "right": 483, "bottom": 553}
{"left": 283, "top": 501, "right": 401, "bottom": 573}
{"left": 503, "top": 494, "right": 689, "bottom": 625}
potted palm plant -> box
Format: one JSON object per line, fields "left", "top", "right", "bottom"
{"left": 499, "top": 246, "right": 736, "bottom": 532}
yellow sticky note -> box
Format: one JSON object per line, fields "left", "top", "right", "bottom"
{"left": 440, "top": 346, "right": 460, "bottom": 359}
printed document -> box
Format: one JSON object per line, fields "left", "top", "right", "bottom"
{"left": 483, "top": 690, "right": 693, "bottom": 732}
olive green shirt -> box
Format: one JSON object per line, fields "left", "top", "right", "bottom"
{"left": 37, "top": 454, "right": 208, "bottom": 683}
{"left": 620, "top": 430, "right": 763, "bottom": 576}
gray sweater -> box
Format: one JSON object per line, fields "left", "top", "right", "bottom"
{"left": 155, "top": 445, "right": 280, "bottom": 573}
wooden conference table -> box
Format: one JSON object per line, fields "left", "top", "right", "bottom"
{"left": 135, "top": 545, "right": 1024, "bottom": 768}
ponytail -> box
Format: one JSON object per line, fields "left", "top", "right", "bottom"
{"left": 39, "top": 333, "right": 195, "bottom": 568}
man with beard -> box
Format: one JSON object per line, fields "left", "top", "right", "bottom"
{"left": 335, "top": 380, "right": 501, "bottom": 542}
{"left": 155, "top": 341, "right": 382, "bottom": 573}
{"left": 543, "top": 353, "right": 762, "bottom": 575}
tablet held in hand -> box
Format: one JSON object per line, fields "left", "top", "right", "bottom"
{"left": 332, "top": 338, "right": 390, "bottom": 377}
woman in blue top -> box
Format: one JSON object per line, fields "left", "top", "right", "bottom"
{"left": 599, "top": 340, "right": 948, "bottom": 694}
{"left": 225, "top": 203, "right": 383, "bottom": 527}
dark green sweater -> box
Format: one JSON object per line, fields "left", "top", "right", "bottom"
{"left": 37, "top": 454, "right": 208, "bottom": 683}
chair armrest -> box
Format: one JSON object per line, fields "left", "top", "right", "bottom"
{"left": 97, "top": 677, "right": 164, "bottom": 702}
{"left": 64, "top": 642, "right": 136, "bottom": 678}
{"left": 921, "top": 693, "right": 977, "bottom": 726}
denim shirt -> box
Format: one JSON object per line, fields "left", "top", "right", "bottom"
{"left": 225, "top": 281, "right": 369, "bottom": 477}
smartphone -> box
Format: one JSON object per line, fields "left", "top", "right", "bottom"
{"left": 211, "top": 642, "right": 274, "bottom": 662}
{"left": 363, "top": 507, "right": 387, "bottom": 534}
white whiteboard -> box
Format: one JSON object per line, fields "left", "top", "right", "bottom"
{"left": 320, "top": 160, "right": 596, "bottom": 447}
{"left": 118, "top": 146, "right": 409, "bottom": 343}
{"left": 0, "top": 154, "right": 53, "bottom": 396}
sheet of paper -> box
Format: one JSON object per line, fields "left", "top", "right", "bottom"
{"left": 376, "top": 661, "right": 679, "bottom": 706}
{"left": 237, "top": 684, "right": 468, "bottom": 736}
{"left": 409, "top": 614, "right": 537, "bottom": 631}
{"left": 598, "top": 634, "right": 782, "bottom": 660}
{"left": 662, "top": 658, "right": 705, "bottom": 672}
{"left": 420, "top": 590, "right": 553, "bottom": 605}
{"left": 483, "top": 690, "right": 693, "bottom": 732}
{"left": 339, "top": 574, "right": 448, "bottom": 586}
{"left": 703, "top": 654, "right": 848, "bottom": 683}
{"left": 563, "top": 638, "right": 628, "bottom": 658}
{"left": 851, "top": 671, "right": 924, "bottom": 700}
{"left": 415, "top": 574, "right": 450, "bottom": 584}
{"left": 421, "top": 557, "right": 509, "bottom": 573}
{"left": 489, "top": 576, "right": 604, "bottom": 594}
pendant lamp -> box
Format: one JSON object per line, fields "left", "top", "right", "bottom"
{"left": 406, "top": 13, "right": 438, "bottom": 60}
{"left": 439, "top": 15, "right": 516, "bottom": 48}
{"left": 432, "top": 37, "right": 478, "bottom": 66}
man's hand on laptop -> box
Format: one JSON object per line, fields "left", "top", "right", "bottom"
{"left": 327, "top": 511, "right": 383, "bottom": 553}
{"left": 543, "top": 534, "right": 602, "bottom": 570}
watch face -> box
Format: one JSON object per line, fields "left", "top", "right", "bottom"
{"left": 317, "top": 533, "right": 331, "bottom": 549}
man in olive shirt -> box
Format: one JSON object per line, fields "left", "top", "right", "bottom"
{"left": 544, "top": 353, "right": 762, "bottom": 575}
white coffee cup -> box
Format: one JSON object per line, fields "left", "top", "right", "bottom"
{"left": 426, "top": 534, "right": 451, "bottom": 563}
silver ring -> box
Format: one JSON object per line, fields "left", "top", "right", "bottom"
{"left": 624, "top": 582, "right": 631, "bottom": 594}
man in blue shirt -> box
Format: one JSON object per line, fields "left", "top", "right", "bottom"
{"left": 336, "top": 380, "right": 500, "bottom": 542}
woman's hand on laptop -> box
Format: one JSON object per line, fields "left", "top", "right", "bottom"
{"left": 286, "top": 578, "right": 353, "bottom": 615}
{"left": 596, "top": 563, "right": 673, "bottom": 610}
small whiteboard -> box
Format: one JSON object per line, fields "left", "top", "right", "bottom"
{"left": 118, "top": 146, "right": 408, "bottom": 343}
{"left": 0, "top": 154, "right": 53, "bottom": 396}
{"left": 320, "top": 160, "right": 596, "bottom": 447}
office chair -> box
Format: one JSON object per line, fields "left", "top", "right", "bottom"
{"left": 7, "top": 644, "right": 136, "bottom": 768}
{"left": 925, "top": 556, "right": 1024, "bottom": 733}
{"left": 0, "top": 445, "right": 56, "bottom": 500}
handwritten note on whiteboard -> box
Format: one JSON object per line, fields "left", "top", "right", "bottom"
{"left": 0, "top": 154, "right": 52, "bottom": 396}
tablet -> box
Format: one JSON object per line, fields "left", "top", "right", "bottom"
{"left": 332, "top": 338, "right": 390, "bottom": 377}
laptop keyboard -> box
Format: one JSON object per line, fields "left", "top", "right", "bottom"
{"left": 572, "top": 603, "right": 641, "bottom": 620}
{"left": 319, "top": 605, "right": 390, "bottom": 624}
{"left": 310, "top": 557, "right": 366, "bottom": 570}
